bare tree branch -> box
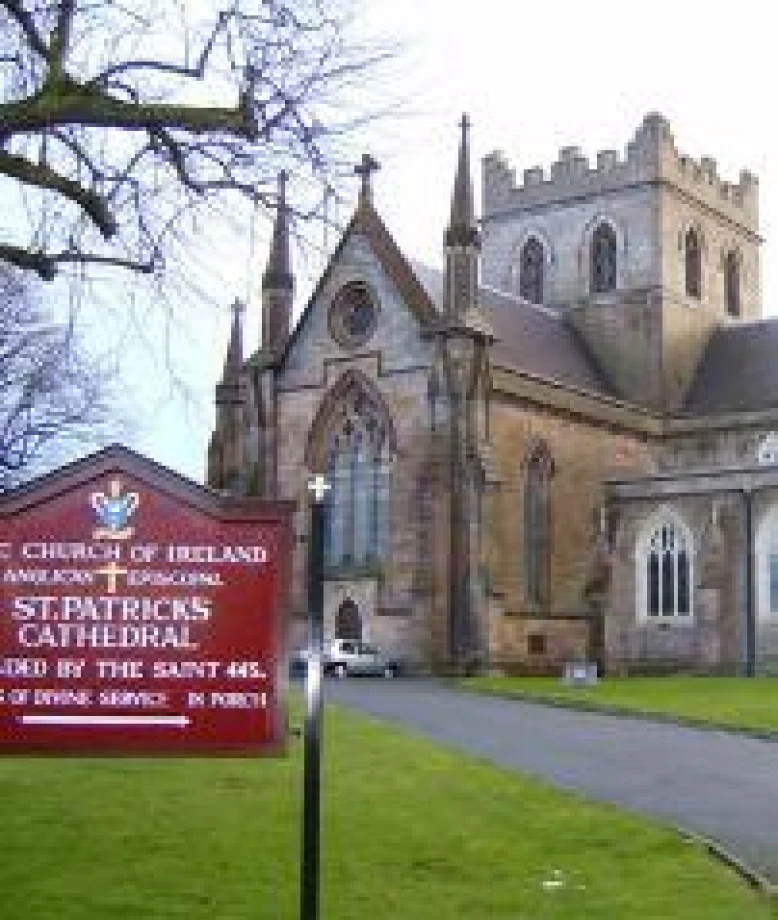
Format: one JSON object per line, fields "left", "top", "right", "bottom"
{"left": 0, "top": 0, "right": 396, "bottom": 287}
{"left": 89, "top": 11, "right": 229, "bottom": 87}
{"left": 0, "top": 150, "right": 116, "bottom": 236}
{"left": 0, "top": 266, "right": 123, "bottom": 488}
{"left": 1, "top": 86, "right": 256, "bottom": 139}
{"left": 50, "top": 0, "right": 76, "bottom": 75}
{"left": 0, "top": 244, "right": 59, "bottom": 279}
{"left": 2, "top": 0, "right": 50, "bottom": 60}
{"left": 0, "top": 242, "right": 156, "bottom": 278}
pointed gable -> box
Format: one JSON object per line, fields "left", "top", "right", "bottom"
{"left": 271, "top": 196, "right": 439, "bottom": 374}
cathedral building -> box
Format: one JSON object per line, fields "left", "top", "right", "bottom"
{"left": 208, "top": 113, "right": 778, "bottom": 675}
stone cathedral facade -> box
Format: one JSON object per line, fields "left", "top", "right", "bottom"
{"left": 208, "top": 114, "right": 778, "bottom": 675}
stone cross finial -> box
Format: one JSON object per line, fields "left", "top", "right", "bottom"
{"left": 459, "top": 113, "right": 471, "bottom": 139}
{"left": 354, "top": 153, "right": 380, "bottom": 205}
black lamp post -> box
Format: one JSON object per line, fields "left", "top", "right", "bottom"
{"left": 301, "top": 473, "right": 328, "bottom": 920}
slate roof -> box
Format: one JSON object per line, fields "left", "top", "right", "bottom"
{"left": 412, "top": 263, "right": 616, "bottom": 398}
{"left": 682, "top": 319, "right": 778, "bottom": 414}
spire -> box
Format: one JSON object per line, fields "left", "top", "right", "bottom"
{"left": 445, "top": 114, "right": 479, "bottom": 249}
{"left": 262, "top": 171, "right": 293, "bottom": 292}
{"left": 222, "top": 299, "right": 245, "bottom": 382}
{"left": 354, "top": 153, "right": 380, "bottom": 209}
{"left": 261, "top": 172, "right": 294, "bottom": 355}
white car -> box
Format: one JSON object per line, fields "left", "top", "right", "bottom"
{"left": 324, "top": 639, "right": 401, "bottom": 678}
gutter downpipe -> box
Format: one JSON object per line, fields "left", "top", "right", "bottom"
{"left": 744, "top": 488, "right": 756, "bottom": 677}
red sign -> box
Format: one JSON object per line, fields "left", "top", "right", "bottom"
{"left": 0, "top": 446, "right": 293, "bottom": 755}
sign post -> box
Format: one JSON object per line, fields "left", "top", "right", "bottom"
{"left": 0, "top": 446, "right": 291, "bottom": 756}
{"left": 301, "top": 474, "right": 328, "bottom": 920}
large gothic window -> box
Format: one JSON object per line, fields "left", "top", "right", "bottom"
{"left": 685, "top": 228, "right": 702, "bottom": 299}
{"left": 524, "top": 444, "right": 553, "bottom": 609}
{"left": 321, "top": 380, "right": 392, "bottom": 572}
{"left": 519, "top": 237, "right": 544, "bottom": 304}
{"left": 590, "top": 222, "right": 617, "bottom": 294}
{"left": 725, "top": 251, "right": 740, "bottom": 317}
{"left": 639, "top": 516, "right": 692, "bottom": 619}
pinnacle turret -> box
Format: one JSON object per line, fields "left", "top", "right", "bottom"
{"left": 262, "top": 171, "right": 293, "bottom": 292}
{"left": 443, "top": 116, "right": 482, "bottom": 319}
{"left": 210, "top": 298, "right": 246, "bottom": 492}
{"left": 222, "top": 299, "right": 245, "bottom": 382}
{"left": 445, "top": 114, "right": 480, "bottom": 249}
{"left": 261, "top": 172, "right": 294, "bottom": 355}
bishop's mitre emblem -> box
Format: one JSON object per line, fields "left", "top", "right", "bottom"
{"left": 91, "top": 478, "right": 139, "bottom": 540}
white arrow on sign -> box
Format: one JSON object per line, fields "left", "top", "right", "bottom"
{"left": 19, "top": 714, "right": 190, "bottom": 728}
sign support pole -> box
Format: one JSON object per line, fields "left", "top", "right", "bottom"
{"left": 301, "top": 476, "right": 327, "bottom": 920}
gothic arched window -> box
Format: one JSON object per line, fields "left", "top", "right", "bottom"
{"left": 638, "top": 516, "right": 692, "bottom": 619}
{"left": 590, "top": 223, "right": 617, "bottom": 294}
{"left": 725, "top": 250, "right": 740, "bottom": 317}
{"left": 322, "top": 382, "right": 392, "bottom": 572}
{"left": 519, "top": 237, "right": 544, "bottom": 304}
{"left": 685, "top": 228, "right": 702, "bottom": 299}
{"left": 524, "top": 444, "right": 553, "bottom": 608}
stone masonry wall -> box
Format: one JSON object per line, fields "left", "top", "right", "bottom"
{"left": 568, "top": 294, "right": 663, "bottom": 406}
{"left": 486, "top": 394, "right": 654, "bottom": 666}
{"left": 481, "top": 185, "right": 658, "bottom": 308}
{"left": 659, "top": 426, "right": 778, "bottom": 472}
{"left": 659, "top": 187, "right": 761, "bottom": 322}
{"left": 606, "top": 494, "right": 744, "bottom": 674}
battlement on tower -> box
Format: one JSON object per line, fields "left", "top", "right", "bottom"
{"left": 482, "top": 113, "right": 759, "bottom": 231}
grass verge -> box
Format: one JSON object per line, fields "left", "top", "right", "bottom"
{"left": 2, "top": 699, "right": 776, "bottom": 918}
{"left": 460, "top": 676, "right": 778, "bottom": 735}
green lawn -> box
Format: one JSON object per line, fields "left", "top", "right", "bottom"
{"left": 462, "top": 676, "right": 778, "bottom": 734}
{"left": 2, "top": 700, "right": 775, "bottom": 919}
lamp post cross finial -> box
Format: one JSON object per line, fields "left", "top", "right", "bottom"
{"left": 308, "top": 474, "right": 330, "bottom": 504}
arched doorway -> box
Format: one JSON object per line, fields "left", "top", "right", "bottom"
{"left": 335, "top": 599, "right": 362, "bottom": 642}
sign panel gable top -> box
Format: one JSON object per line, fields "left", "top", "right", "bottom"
{"left": 0, "top": 443, "right": 292, "bottom": 522}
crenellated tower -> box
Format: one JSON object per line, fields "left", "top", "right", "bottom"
{"left": 481, "top": 113, "right": 762, "bottom": 411}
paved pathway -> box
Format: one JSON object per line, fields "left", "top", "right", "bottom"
{"left": 324, "top": 678, "right": 778, "bottom": 881}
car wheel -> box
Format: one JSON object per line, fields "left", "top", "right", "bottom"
{"left": 383, "top": 665, "right": 397, "bottom": 679}
{"left": 335, "top": 663, "right": 347, "bottom": 679}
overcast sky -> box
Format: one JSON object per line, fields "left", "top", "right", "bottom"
{"left": 128, "top": 0, "right": 776, "bottom": 481}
